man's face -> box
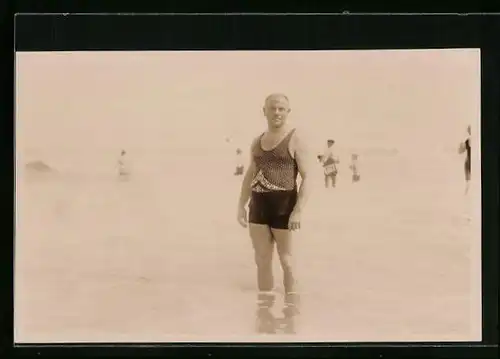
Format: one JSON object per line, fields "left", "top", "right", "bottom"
{"left": 263, "top": 96, "right": 291, "bottom": 129}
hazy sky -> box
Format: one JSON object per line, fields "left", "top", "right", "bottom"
{"left": 16, "top": 49, "right": 480, "bottom": 160}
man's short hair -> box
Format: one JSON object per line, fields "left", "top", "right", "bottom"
{"left": 327, "top": 139, "right": 335, "bottom": 144}
{"left": 265, "top": 93, "right": 289, "bottom": 104}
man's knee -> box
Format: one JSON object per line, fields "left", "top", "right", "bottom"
{"left": 254, "top": 252, "right": 273, "bottom": 268}
{"left": 279, "top": 254, "right": 294, "bottom": 272}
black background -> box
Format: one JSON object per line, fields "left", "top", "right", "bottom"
{"left": 3, "top": 3, "right": 499, "bottom": 359}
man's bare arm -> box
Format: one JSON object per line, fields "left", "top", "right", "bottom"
{"left": 237, "top": 140, "right": 257, "bottom": 209}
{"left": 292, "top": 134, "right": 312, "bottom": 213}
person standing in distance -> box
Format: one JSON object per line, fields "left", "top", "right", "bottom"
{"left": 234, "top": 148, "right": 244, "bottom": 176}
{"left": 117, "top": 149, "right": 130, "bottom": 181}
{"left": 321, "top": 139, "right": 339, "bottom": 188}
{"left": 236, "top": 94, "right": 311, "bottom": 334}
{"left": 349, "top": 153, "right": 360, "bottom": 183}
{"left": 458, "top": 125, "right": 472, "bottom": 194}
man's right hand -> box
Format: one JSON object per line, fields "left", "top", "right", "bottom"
{"left": 237, "top": 206, "right": 248, "bottom": 228}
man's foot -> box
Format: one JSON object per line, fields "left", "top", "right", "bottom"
{"left": 280, "top": 306, "right": 298, "bottom": 334}
{"left": 276, "top": 316, "right": 295, "bottom": 334}
{"left": 256, "top": 308, "right": 276, "bottom": 334}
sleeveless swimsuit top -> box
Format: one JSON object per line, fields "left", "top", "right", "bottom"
{"left": 250, "top": 129, "right": 299, "bottom": 193}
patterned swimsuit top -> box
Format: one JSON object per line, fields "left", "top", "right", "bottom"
{"left": 251, "top": 129, "right": 299, "bottom": 193}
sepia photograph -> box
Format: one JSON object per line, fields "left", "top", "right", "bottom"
{"left": 15, "top": 49, "right": 482, "bottom": 343}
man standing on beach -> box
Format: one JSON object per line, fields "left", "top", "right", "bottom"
{"left": 458, "top": 125, "right": 472, "bottom": 194}
{"left": 236, "top": 94, "right": 311, "bottom": 334}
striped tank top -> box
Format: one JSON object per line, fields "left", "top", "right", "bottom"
{"left": 251, "top": 129, "right": 299, "bottom": 193}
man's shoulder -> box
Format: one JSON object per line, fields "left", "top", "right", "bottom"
{"left": 289, "top": 128, "right": 305, "bottom": 143}
{"left": 250, "top": 134, "right": 262, "bottom": 146}
{"left": 289, "top": 129, "right": 309, "bottom": 153}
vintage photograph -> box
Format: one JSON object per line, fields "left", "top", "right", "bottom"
{"left": 15, "top": 49, "right": 481, "bottom": 343}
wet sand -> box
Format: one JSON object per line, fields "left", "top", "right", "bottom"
{"left": 14, "top": 152, "right": 481, "bottom": 343}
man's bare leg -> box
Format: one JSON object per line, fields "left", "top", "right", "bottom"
{"left": 272, "top": 228, "right": 299, "bottom": 333}
{"left": 249, "top": 223, "right": 276, "bottom": 333}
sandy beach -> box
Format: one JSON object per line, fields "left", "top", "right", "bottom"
{"left": 14, "top": 148, "right": 481, "bottom": 343}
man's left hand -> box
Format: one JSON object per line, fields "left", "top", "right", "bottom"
{"left": 288, "top": 210, "right": 301, "bottom": 231}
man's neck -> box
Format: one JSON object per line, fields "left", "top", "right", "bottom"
{"left": 266, "top": 125, "right": 289, "bottom": 135}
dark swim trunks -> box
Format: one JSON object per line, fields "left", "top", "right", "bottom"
{"left": 249, "top": 190, "right": 297, "bottom": 230}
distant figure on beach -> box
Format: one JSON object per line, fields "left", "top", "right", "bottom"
{"left": 321, "top": 139, "right": 339, "bottom": 188}
{"left": 236, "top": 93, "right": 311, "bottom": 334}
{"left": 458, "top": 125, "right": 471, "bottom": 194}
{"left": 24, "top": 160, "right": 56, "bottom": 180}
{"left": 349, "top": 154, "right": 360, "bottom": 183}
{"left": 117, "top": 150, "right": 129, "bottom": 180}
{"left": 234, "top": 148, "right": 244, "bottom": 176}
{"left": 25, "top": 160, "right": 53, "bottom": 173}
